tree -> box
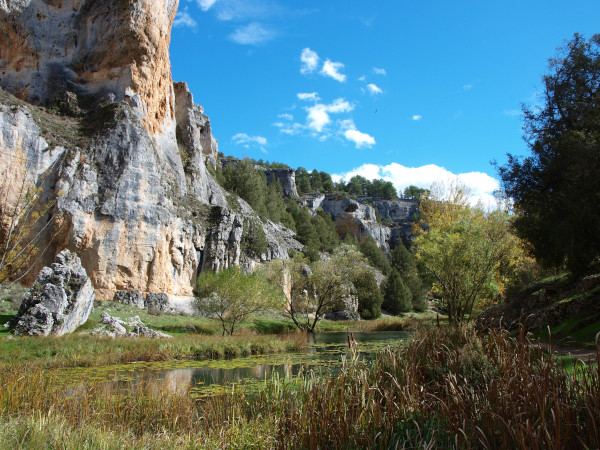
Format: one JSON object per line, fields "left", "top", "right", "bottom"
{"left": 390, "top": 244, "right": 427, "bottom": 312}
{"left": 413, "top": 182, "right": 522, "bottom": 325}
{"left": 403, "top": 185, "right": 429, "bottom": 200}
{"left": 267, "top": 245, "right": 370, "bottom": 332}
{"left": 295, "top": 167, "right": 312, "bottom": 194}
{"left": 358, "top": 236, "right": 391, "bottom": 275}
{"left": 367, "top": 179, "right": 397, "bottom": 199}
{"left": 346, "top": 175, "right": 369, "bottom": 196}
{"left": 222, "top": 159, "right": 268, "bottom": 218}
{"left": 499, "top": 34, "right": 600, "bottom": 277}
{"left": 382, "top": 269, "right": 412, "bottom": 315}
{"left": 354, "top": 270, "right": 383, "bottom": 319}
{"left": 0, "top": 147, "right": 57, "bottom": 284}
{"left": 309, "top": 169, "right": 323, "bottom": 192}
{"left": 194, "top": 267, "right": 283, "bottom": 336}
{"left": 319, "top": 171, "right": 335, "bottom": 192}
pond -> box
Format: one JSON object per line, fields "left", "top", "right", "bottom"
{"left": 60, "top": 331, "right": 409, "bottom": 397}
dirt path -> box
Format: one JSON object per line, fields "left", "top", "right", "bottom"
{"left": 535, "top": 342, "right": 599, "bottom": 362}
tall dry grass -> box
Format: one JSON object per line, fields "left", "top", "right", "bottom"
{"left": 0, "top": 326, "right": 598, "bottom": 449}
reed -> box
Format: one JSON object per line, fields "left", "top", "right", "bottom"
{"left": 0, "top": 326, "right": 598, "bottom": 449}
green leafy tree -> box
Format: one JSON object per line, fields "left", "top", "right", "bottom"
{"left": 241, "top": 218, "right": 268, "bottom": 257}
{"left": 311, "top": 210, "right": 339, "bottom": 253}
{"left": 346, "top": 175, "right": 369, "bottom": 196}
{"left": 413, "top": 182, "right": 523, "bottom": 325}
{"left": 382, "top": 269, "right": 412, "bottom": 314}
{"left": 267, "top": 245, "right": 370, "bottom": 332}
{"left": 320, "top": 171, "right": 335, "bottom": 192}
{"left": 309, "top": 169, "right": 323, "bottom": 192}
{"left": 354, "top": 270, "right": 383, "bottom": 319}
{"left": 222, "top": 159, "right": 268, "bottom": 218}
{"left": 195, "top": 267, "right": 283, "bottom": 336}
{"left": 498, "top": 34, "right": 600, "bottom": 277}
{"left": 295, "top": 167, "right": 312, "bottom": 194}
{"left": 390, "top": 244, "right": 427, "bottom": 312}
{"left": 367, "top": 179, "right": 397, "bottom": 199}
{"left": 359, "top": 237, "right": 391, "bottom": 275}
{"left": 265, "top": 179, "right": 294, "bottom": 226}
{"left": 403, "top": 185, "right": 429, "bottom": 200}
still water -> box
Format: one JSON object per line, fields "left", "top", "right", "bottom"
{"left": 61, "top": 331, "right": 408, "bottom": 397}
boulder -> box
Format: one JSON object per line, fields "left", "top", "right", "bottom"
{"left": 325, "top": 311, "right": 361, "bottom": 321}
{"left": 93, "top": 312, "right": 171, "bottom": 338}
{"left": 113, "top": 290, "right": 145, "bottom": 309}
{"left": 12, "top": 250, "right": 94, "bottom": 336}
{"left": 145, "top": 292, "right": 170, "bottom": 312}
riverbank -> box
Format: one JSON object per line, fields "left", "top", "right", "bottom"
{"left": 0, "top": 326, "right": 597, "bottom": 449}
{"left": 0, "top": 296, "right": 433, "bottom": 368}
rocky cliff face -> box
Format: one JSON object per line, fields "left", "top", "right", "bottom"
{"left": 303, "top": 194, "right": 418, "bottom": 253}
{"left": 263, "top": 168, "right": 298, "bottom": 198}
{"left": 0, "top": 0, "right": 177, "bottom": 135}
{"left": 0, "top": 0, "right": 301, "bottom": 299}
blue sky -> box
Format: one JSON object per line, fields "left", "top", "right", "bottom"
{"left": 170, "top": 0, "right": 599, "bottom": 203}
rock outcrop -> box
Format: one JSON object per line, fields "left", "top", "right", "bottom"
{"left": 220, "top": 158, "right": 299, "bottom": 198}
{"left": 0, "top": 0, "right": 302, "bottom": 299}
{"left": 11, "top": 250, "right": 94, "bottom": 336}
{"left": 145, "top": 292, "right": 170, "bottom": 312}
{"left": 93, "top": 312, "right": 171, "bottom": 338}
{"left": 113, "top": 290, "right": 145, "bottom": 309}
{"left": 263, "top": 168, "right": 298, "bottom": 198}
{"left": 305, "top": 194, "right": 392, "bottom": 253}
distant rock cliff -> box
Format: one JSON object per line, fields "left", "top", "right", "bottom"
{"left": 303, "top": 194, "right": 418, "bottom": 253}
{"left": 0, "top": 0, "right": 301, "bottom": 299}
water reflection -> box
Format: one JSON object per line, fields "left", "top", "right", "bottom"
{"left": 63, "top": 331, "right": 408, "bottom": 397}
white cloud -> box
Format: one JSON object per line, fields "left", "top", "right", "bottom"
{"left": 358, "top": 75, "right": 366, "bottom": 81}
{"left": 211, "top": 0, "right": 282, "bottom": 21}
{"left": 197, "top": 0, "right": 219, "bottom": 11}
{"left": 339, "top": 119, "right": 375, "bottom": 148}
{"left": 333, "top": 162, "right": 500, "bottom": 206}
{"left": 321, "top": 59, "right": 346, "bottom": 82}
{"left": 280, "top": 123, "right": 305, "bottom": 135}
{"left": 300, "top": 48, "right": 319, "bottom": 74}
{"left": 372, "top": 67, "right": 387, "bottom": 75}
{"left": 463, "top": 84, "right": 473, "bottom": 91}
{"left": 344, "top": 129, "right": 376, "bottom": 148}
{"left": 173, "top": 10, "right": 197, "bottom": 28}
{"left": 297, "top": 92, "right": 320, "bottom": 102}
{"left": 232, "top": 133, "right": 268, "bottom": 148}
{"left": 278, "top": 113, "right": 293, "bottom": 120}
{"left": 229, "top": 22, "right": 273, "bottom": 45}
{"left": 306, "top": 98, "right": 353, "bottom": 132}
{"left": 367, "top": 83, "right": 382, "bottom": 95}
{"left": 412, "top": 115, "right": 423, "bottom": 121}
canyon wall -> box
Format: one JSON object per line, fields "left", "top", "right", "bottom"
{"left": 0, "top": 0, "right": 301, "bottom": 299}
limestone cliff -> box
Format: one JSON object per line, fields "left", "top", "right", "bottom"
{"left": 0, "top": 0, "right": 301, "bottom": 299}
{"left": 303, "top": 194, "right": 418, "bottom": 253}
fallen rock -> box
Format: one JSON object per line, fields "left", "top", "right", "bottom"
{"left": 12, "top": 250, "right": 94, "bottom": 336}
{"left": 130, "top": 325, "right": 172, "bottom": 338}
{"left": 113, "top": 290, "right": 145, "bottom": 309}
{"left": 324, "top": 311, "right": 361, "bottom": 321}
{"left": 92, "top": 312, "right": 171, "bottom": 338}
{"left": 145, "top": 292, "right": 170, "bottom": 312}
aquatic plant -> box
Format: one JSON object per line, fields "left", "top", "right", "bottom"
{"left": 0, "top": 326, "right": 598, "bottom": 448}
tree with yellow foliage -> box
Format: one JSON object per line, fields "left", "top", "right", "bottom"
{"left": 0, "top": 147, "right": 56, "bottom": 284}
{"left": 413, "top": 181, "right": 523, "bottom": 325}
